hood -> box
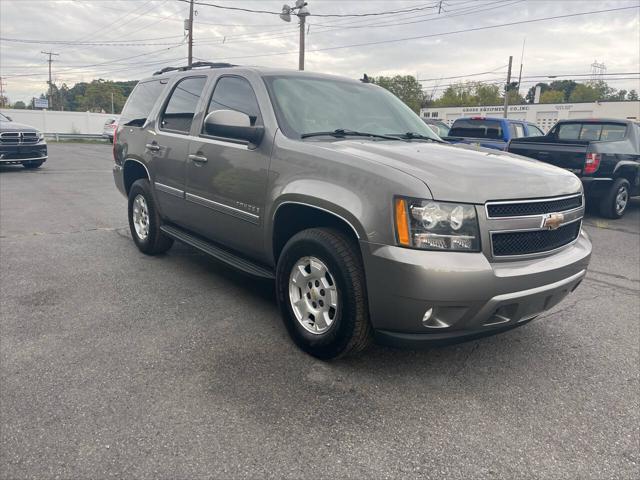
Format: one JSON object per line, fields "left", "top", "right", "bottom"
{"left": 311, "top": 140, "right": 582, "bottom": 203}
{"left": 0, "top": 120, "right": 39, "bottom": 133}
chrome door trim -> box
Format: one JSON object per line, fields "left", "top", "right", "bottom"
{"left": 155, "top": 182, "right": 184, "bottom": 198}
{"left": 185, "top": 192, "right": 259, "bottom": 224}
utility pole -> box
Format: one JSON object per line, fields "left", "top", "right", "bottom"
{"left": 280, "top": 1, "right": 310, "bottom": 71}
{"left": 503, "top": 55, "right": 513, "bottom": 119}
{"left": 298, "top": 14, "right": 306, "bottom": 71}
{"left": 187, "top": 0, "right": 194, "bottom": 66}
{"left": 0, "top": 77, "right": 6, "bottom": 108}
{"left": 438, "top": 1, "right": 443, "bottom": 14}
{"left": 41, "top": 51, "right": 59, "bottom": 110}
{"left": 516, "top": 38, "right": 526, "bottom": 95}
{"left": 111, "top": 91, "right": 115, "bottom": 114}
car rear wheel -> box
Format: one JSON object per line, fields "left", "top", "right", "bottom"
{"left": 128, "top": 179, "right": 173, "bottom": 255}
{"left": 600, "top": 178, "right": 630, "bottom": 219}
{"left": 275, "top": 228, "right": 372, "bottom": 359}
{"left": 22, "top": 161, "right": 43, "bottom": 169}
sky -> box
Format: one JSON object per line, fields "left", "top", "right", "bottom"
{"left": 0, "top": 0, "right": 639, "bottom": 104}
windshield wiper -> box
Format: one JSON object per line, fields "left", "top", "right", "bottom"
{"left": 301, "top": 129, "right": 401, "bottom": 141}
{"left": 390, "top": 132, "right": 447, "bottom": 143}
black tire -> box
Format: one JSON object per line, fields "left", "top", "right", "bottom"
{"left": 23, "top": 161, "right": 43, "bottom": 169}
{"left": 127, "top": 178, "right": 173, "bottom": 255}
{"left": 275, "top": 228, "right": 372, "bottom": 360}
{"left": 599, "top": 178, "right": 630, "bottom": 219}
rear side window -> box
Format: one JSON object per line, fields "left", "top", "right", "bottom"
{"left": 557, "top": 122, "right": 627, "bottom": 141}
{"left": 120, "top": 80, "right": 165, "bottom": 127}
{"left": 449, "top": 119, "right": 502, "bottom": 139}
{"left": 160, "top": 76, "right": 207, "bottom": 134}
{"left": 527, "top": 124, "right": 545, "bottom": 136}
{"left": 513, "top": 123, "right": 525, "bottom": 138}
{"left": 205, "top": 76, "right": 262, "bottom": 127}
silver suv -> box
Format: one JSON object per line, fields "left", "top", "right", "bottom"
{"left": 113, "top": 63, "right": 591, "bottom": 359}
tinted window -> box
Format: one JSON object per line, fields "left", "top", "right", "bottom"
{"left": 206, "top": 76, "right": 261, "bottom": 127}
{"left": 558, "top": 122, "right": 627, "bottom": 141}
{"left": 513, "top": 123, "right": 526, "bottom": 138}
{"left": 449, "top": 119, "right": 503, "bottom": 139}
{"left": 160, "top": 76, "right": 207, "bottom": 133}
{"left": 557, "top": 123, "right": 582, "bottom": 140}
{"left": 528, "top": 124, "right": 545, "bottom": 136}
{"left": 120, "top": 80, "right": 165, "bottom": 127}
{"left": 600, "top": 123, "right": 627, "bottom": 141}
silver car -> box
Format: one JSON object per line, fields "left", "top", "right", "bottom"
{"left": 112, "top": 64, "right": 591, "bottom": 359}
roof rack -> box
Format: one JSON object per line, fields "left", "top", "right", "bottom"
{"left": 153, "top": 62, "right": 237, "bottom": 76}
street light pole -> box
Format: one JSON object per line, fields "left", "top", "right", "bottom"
{"left": 503, "top": 55, "right": 513, "bottom": 119}
{"left": 280, "top": 1, "right": 310, "bottom": 71}
{"left": 299, "top": 14, "right": 306, "bottom": 71}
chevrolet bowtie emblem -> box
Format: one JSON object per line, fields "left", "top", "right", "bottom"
{"left": 542, "top": 212, "right": 564, "bottom": 230}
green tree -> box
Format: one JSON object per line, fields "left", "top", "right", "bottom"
{"left": 628, "top": 90, "right": 639, "bottom": 101}
{"left": 76, "top": 79, "right": 127, "bottom": 113}
{"left": 568, "top": 84, "right": 599, "bottom": 102}
{"left": 373, "top": 75, "right": 424, "bottom": 113}
{"left": 12, "top": 101, "right": 26, "bottom": 109}
{"left": 475, "top": 83, "right": 501, "bottom": 105}
{"left": 540, "top": 90, "right": 565, "bottom": 104}
{"left": 549, "top": 80, "right": 578, "bottom": 101}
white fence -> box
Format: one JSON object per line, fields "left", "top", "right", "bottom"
{"left": 0, "top": 109, "right": 118, "bottom": 134}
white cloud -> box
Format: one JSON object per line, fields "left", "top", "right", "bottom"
{"left": 0, "top": 0, "right": 638, "bottom": 103}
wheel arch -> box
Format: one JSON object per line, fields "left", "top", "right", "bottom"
{"left": 270, "top": 200, "right": 365, "bottom": 264}
{"left": 123, "top": 158, "right": 151, "bottom": 195}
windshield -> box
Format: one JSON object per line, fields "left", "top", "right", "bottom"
{"left": 263, "top": 75, "right": 440, "bottom": 140}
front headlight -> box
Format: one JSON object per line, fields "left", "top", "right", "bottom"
{"left": 394, "top": 197, "right": 481, "bottom": 251}
{"left": 36, "top": 131, "right": 45, "bottom": 141}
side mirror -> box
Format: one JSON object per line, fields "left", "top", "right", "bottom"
{"left": 204, "top": 110, "right": 264, "bottom": 146}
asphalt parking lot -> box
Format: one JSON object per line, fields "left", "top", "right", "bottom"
{"left": 1, "top": 143, "right": 638, "bottom": 479}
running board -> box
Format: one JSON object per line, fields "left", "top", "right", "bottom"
{"left": 160, "top": 224, "right": 275, "bottom": 279}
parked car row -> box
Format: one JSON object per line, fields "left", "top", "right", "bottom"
{"left": 422, "top": 114, "right": 639, "bottom": 218}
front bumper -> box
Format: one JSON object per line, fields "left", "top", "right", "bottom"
{"left": 361, "top": 229, "right": 592, "bottom": 347}
{"left": 0, "top": 143, "right": 48, "bottom": 164}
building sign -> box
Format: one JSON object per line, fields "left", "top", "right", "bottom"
{"left": 34, "top": 98, "right": 48, "bottom": 109}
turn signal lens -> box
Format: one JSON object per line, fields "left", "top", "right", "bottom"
{"left": 395, "top": 198, "right": 410, "bottom": 246}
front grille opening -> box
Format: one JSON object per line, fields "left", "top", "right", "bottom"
{"left": 492, "top": 221, "right": 581, "bottom": 256}
{"left": 487, "top": 195, "right": 582, "bottom": 217}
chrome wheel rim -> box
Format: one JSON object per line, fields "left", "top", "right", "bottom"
{"left": 132, "top": 194, "right": 150, "bottom": 240}
{"left": 288, "top": 256, "right": 339, "bottom": 335}
{"left": 615, "top": 186, "right": 628, "bottom": 214}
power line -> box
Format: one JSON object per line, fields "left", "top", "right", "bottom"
{"left": 176, "top": 0, "right": 442, "bottom": 18}
{"left": 194, "top": 5, "right": 639, "bottom": 62}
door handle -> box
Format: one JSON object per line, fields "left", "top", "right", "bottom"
{"left": 188, "top": 154, "right": 208, "bottom": 164}
{"left": 145, "top": 143, "right": 161, "bottom": 152}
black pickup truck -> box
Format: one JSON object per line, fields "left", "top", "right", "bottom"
{"left": 508, "top": 119, "right": 640, "bottom": 218}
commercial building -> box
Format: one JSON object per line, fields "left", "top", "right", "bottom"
{"left": 421, "top": 101, "right": 640, "bottom": 132}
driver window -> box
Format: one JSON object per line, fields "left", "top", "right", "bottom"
{"left": 205, "top": 76, "right": 262, "bottom": 128}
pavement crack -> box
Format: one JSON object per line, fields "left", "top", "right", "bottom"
{"left": 583, "top": 277, "right": 640, "bottom": 295}
{"left": 589, "top": 269, "right": 640, "bottom": 283}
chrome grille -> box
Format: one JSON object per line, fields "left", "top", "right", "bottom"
{"left": 0, "top": 132, "right": 20, "bottom": 144}
{"left": 0, "top": 131, "right": 40, "bottom": 144}
{"left": 487, "top": 195, "right": 582, "bottom": 218}
{"left": 492, "top": 221, "right": 581, "bottom": 256}
{"left": 21, "top": 132, "right": 39, "bottom": 144}
{"left": 486, "top": 193, "right": 584, "bottom": 257}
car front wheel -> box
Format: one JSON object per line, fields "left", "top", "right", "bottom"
{"left": 275, "top": 228, "right": 372, "bottom": 359}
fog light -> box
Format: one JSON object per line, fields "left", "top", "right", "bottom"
{"left": 422, "top": 308, "right": 450, "bottom": 329}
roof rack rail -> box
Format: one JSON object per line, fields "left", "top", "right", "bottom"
{"left": 153, "top": 62, "right": 237, "bottom": 76}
